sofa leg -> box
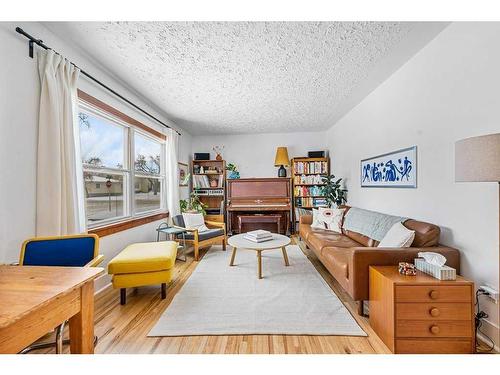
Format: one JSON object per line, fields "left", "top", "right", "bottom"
{"left": 161, "top": 283, "right": 167, "bottom": 299}
{"left": 120, "top": 288, "right": 126, "bottom": 305}
{"left": 222, "top": 237, "right": 226, "bottom": 251}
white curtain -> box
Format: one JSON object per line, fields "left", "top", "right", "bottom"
{"left": 36, "top": 49, "right": 85, "bottom": 236}
{"left": 166, "top": 128, "right": 181, "bottom": 218}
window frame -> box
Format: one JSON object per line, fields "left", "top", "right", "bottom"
{"left": 77, "top": 90, "right": 168, "bottom": 234}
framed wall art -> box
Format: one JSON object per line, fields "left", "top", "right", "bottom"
{"left": 361, "top": 146, "right": 417, "bottom": 188}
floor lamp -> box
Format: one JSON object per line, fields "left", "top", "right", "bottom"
{"left": 455, "top": 132, "right": 500, "bottom": 349}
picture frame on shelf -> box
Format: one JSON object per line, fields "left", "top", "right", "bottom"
{"left": 178, "top": 162, "right": 189, "bottom": 187}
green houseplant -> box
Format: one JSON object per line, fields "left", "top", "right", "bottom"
{"left": 321, "top": 174, "right": 348, "bottom": 208}
{"left": 180, "top": 192, "right": 207, "bottom": 215}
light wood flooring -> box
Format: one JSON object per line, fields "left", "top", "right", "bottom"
{"left": 29, "top": 238, "right": 392, "bottom": 354}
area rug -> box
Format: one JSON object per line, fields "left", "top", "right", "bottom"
{"left": 148, "top": 245, "right": 366, "bottom": 336}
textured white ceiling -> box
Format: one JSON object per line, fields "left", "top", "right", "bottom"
{"left": 44, "top": 22, "right": 445, "bottom": 135}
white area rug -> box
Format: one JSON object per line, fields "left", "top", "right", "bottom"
{"left": 148, "top": 245, "right": 366, "bottom": 336}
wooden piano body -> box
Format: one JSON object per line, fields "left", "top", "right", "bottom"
{"left": 226, "top": 178, "right": 291, "bottom": 235}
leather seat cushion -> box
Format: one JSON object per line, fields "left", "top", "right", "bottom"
{"left": 108, "top": 241, "right": 177, "bottom": 274}
{"left": 307, "top": 230, "right": 362, "bottom": 250}
{"left": 321, "top": 247, "right": 350, "bottom": 284}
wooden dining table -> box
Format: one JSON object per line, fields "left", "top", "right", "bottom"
{"left": 0, "top": 265, "right": 104, "bottom": 354}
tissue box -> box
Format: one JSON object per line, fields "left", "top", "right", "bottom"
{"left": 414, "top": 258, "right": 456, "bottom": 280}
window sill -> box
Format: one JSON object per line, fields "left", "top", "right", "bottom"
{"left": 88, "top": 212, "right": 168, "bottom": 238}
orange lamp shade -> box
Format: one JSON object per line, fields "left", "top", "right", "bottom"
{"left": 274, "top": 147, "right": 290, "bottom": 167}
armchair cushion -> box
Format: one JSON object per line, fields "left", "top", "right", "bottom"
{"left": 182, "top": 228, "right": 225, "bottom": 241}
{"left": 182, "top": 213, "right": 210, "bottom": 232}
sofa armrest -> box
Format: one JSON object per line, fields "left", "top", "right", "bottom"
{"left": 348, "top": 246, "right": 461, "bottom": 301}
{"left": 299, "top": 215, "right": 313, "bottom": 225}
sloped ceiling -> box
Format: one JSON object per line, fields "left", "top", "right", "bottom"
{"left": 44, "top": 22, "right": 447, "bottom": 135}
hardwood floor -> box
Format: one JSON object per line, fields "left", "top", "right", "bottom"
{"left": 31, "top": 237, "right": 393, "bottom": 354}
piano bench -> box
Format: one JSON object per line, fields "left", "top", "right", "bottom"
{"left": 238, "top": 214, "right": 282, "bottom": 234}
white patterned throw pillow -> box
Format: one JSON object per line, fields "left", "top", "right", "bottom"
{"left": 310, "top": 207, "right": 345, "bottom": 233}
{"left": 182, "top": 213, "right": 210, "bottom": 233}
{"left": 378, "top": 222, "right": 415, "bottom": 248}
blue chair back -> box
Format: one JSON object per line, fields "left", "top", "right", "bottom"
{"left": 20, "top": 234, "right": 99, "bottom": 267}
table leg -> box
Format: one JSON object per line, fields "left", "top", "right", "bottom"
{"left": 68, "top": 281, "right": 95, "bottom": 354}
{"left": 281, "top": 246, "right": 290, "bottom": 266}
{"left": 229, "top": 247, "right": 237, "bottom": 266}
{"left": 257, "top": 250, "right": 263, "bottom": 279}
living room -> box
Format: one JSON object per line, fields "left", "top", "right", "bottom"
{"left": 1, "top": 1, "right": 499, "bottom": 372}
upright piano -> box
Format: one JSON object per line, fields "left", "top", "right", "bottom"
{"left": 226, "top": 178, "right": 291, "bottom": 235}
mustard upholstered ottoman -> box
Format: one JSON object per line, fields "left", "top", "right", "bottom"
{"left": 108, "top": 241, "right": 178, "bottom": 305}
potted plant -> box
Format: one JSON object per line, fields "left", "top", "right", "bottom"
{"left": 226, "top": 163, "right": 240, "bottom": 179}
{"left": 321, "top": 174, "right": 348, "bottom": 208}
{"left": 180, "top": 192, "right": 207, "bottom": 215}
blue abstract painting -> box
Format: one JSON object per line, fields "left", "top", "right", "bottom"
{"left": 361, "top": 146, "right": 417, "bottom": 188}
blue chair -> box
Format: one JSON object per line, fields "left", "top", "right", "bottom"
{"left": 18, "top": 234, "right": 103, "bottom": 354}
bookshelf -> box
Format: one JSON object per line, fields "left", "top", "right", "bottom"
{"left": 191, "top": 159, "right": 226, "bottom": 216}
{"left": 291, "top": 156, "right": 330, "bottom": 231}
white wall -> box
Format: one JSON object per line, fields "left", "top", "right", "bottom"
{"left": 191, "top": 131, "right": 328, "bottom": 178}
{"left": 0, "top": 22, "right": 192, "bottom": 290}
{"left": 326, "top": 22, "right": 499, "bottom": 346}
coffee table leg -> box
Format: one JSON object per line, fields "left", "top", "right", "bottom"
{"left": 229, "top": 247, "right": 237, "bottom": 266}
{"left": 257, "top": 250, "right": 263, "bottom": 279}
{"left": 281, "top": 246, "right": 290, "bottom": 266}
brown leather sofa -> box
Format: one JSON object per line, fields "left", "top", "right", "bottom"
{"left": 299, "top": 206, "right": 460, "bottom": 315}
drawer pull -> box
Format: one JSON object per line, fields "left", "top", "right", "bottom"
{"left": 430, "top": 325, "right": 440, "bottom": 334}
{"left": 429, "top": 307, "right": 440, "bottom": 317}
{"left": 429, "top": 290, "right": 439, "bottom": 299}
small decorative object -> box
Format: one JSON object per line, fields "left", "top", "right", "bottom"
{"left": 178, "top": 162, "right": 189, "bottom": 186}
{"left": 398, "top": 262, "right": 416, "bottom": 276}
{"left": 226, "top": 163, "right": 240, "bottom": 179}
{"left": 308, "top": 151, "right": 325, "bottom": 158}
{"left": 414, "top": 258, "right": 456, "bottom": 280}
{"left": 200, "top": 166, "right": 204, "bottom": 174}
{"left": 321, "top": 174, "right": 348, "bottom": 208}
{"left": 210, "top": 179, "right": 218, "bottom": 188}
{"left": 274, "top": 147, "right": 289, "bottom": 178}
{"left": 194, "top": 153, "right": 210, "bottom": 160}
{"left": 361, "top": 146, "right": 417, "bottom": 188}
{"left": 213, "top": 145, "right": 224, "bottom": 161}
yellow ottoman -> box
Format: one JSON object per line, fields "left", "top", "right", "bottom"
{"left": 108, "top": 241, "right": 177, "bottom": 305}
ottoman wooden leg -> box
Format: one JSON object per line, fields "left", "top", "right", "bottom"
{"left": 161, "top": 283, "right": 167, "bottom": 299}
{"left": 120, "top": 288, "right": 126, "bottom": 305}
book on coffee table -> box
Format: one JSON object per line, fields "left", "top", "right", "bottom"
{"left": 243, "top": 235, "right": 273, "bottom": 243}
{"left": 244, "top": 230, "right": 273, "bottom": 242}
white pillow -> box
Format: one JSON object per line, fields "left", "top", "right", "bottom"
{"left": 378, "top": 222, "right": 415, "bottom": 248}
{"left": 310, "top": 207, "right": 345, "bottom": 233}
{"left": 182, "top": 213, "right": 209, "bottom": 233}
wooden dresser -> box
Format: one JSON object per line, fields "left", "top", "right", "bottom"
{"left": 369, "top": 266, "right": 475, "bottom": 354}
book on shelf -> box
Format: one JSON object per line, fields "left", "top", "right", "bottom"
{"left": 295, "top": 197, "right": 328, "bottom": 208}
{"left": 193, "top": 174, "right": 224, "bottom": 189}
{"left": 293, "top": 185, "right": 323, "bottom": 197}
{"left": 293, "top": 174, "right": 324, "bottom": 185}
{"left": 293, "top": 160, "right": 328, "bottom": 174}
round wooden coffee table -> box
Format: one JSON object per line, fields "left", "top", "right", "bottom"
{"left": 227, "top": 233, "right": 291, "bottom": 279}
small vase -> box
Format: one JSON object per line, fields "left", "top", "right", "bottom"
{"left": 216, "top": 154, "right": 222, "bottom": 161}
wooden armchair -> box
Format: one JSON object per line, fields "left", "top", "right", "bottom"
{"left": 172, "top": 214, "right": 227, "bottom": 261}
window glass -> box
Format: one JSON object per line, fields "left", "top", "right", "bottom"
{"left": 83, "top": 172, "right": 125, "bottom": 223}
{"left": 134, "top": 133, "right": 161, "bottom": 174}
{"left": 79, "top": 111, "right": 126, "bottom": 169}
{"left": 134, "top": 176, "right": 162, "bottom": 213}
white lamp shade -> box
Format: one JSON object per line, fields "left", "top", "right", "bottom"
{"left": 455, "top": 133, "right": 500, "bottom": 182}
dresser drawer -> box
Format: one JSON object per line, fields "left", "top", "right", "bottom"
{"left": 395, "top": 285, "right": 471, "bottom": 303}
{"left": 396, "top": 320, "right": 472, "bottom": 338}
{"left": 395, "top": 339, "right": 474, "bottom": 354}
{"left": 396, "top": 303, "right": 472, "bottom": 320}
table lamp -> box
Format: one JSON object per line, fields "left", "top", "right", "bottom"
{"left": 274, "top": 147, "right": 290, "bottom": 178}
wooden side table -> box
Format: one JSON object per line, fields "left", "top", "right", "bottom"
{"left": 369, "top": 266, "right": 475, "bottom": 354}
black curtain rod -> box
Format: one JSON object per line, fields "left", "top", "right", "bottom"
{"left": 15, "top": 27, "right": 181, "bottom": 136}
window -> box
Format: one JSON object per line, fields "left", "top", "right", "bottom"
{"left": 78, "top": 94, "right": 166, "bottom": 228}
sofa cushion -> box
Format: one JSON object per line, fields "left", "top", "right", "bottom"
{"left": 307, "top": 230, "right": 362, "bottom": 250}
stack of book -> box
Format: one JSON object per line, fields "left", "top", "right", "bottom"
{"left": 244, "top": 230, "right": 273, "bottom": 243}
